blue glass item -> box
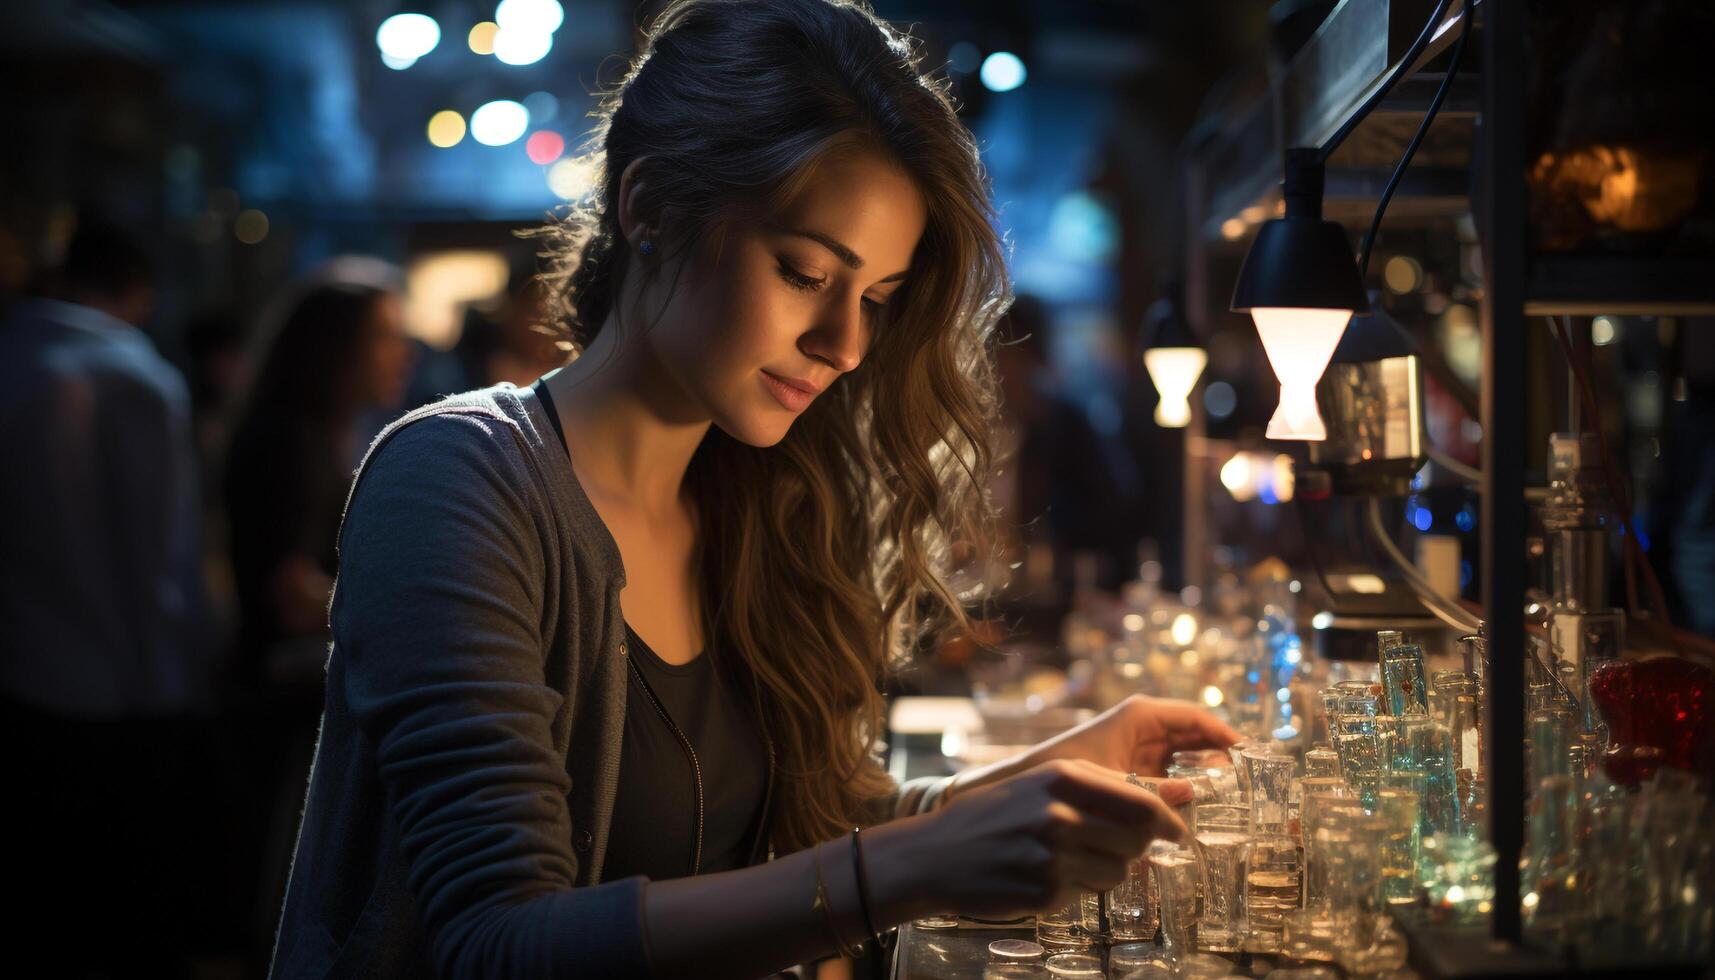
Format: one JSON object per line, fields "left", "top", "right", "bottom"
{"left": 1404, "top": 720, "right": 1460, "bottom": 836}
{"left": 1380, "top": 641, "right": 1430, "bottom": 716}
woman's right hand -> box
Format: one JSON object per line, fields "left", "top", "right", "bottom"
{"left": 904, "top": 757, "right": 1189, "bottom": 919}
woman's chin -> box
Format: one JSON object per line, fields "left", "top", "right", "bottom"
{"left": 715, "top": 409, "right": 796, "bottom": 448}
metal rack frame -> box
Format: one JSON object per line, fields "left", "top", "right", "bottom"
{"left": 1183, "top": 0, "right": 1714, "bottom": 973}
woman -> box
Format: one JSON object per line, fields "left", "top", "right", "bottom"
{"left": 226, "top": 261, "right": 415, "bottom": 679}
{"left": 270, "top": 2, "right": 1237, "bottom": 977}
{"left": 225, "top": 261, "right": 415, "bottom": 958}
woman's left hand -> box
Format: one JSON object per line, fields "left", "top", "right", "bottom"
{"left": 945, "top": 695, "right": 1243, "bottom": 809}
{"left": 1030, "top": 693, "right": 1243, "bottom": 780}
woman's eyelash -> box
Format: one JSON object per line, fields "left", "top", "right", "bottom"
{"left": 777, "top": 262, "right": 823, "bottom": 292}
{"left": 777, "top": 261, "right": 887, "bottom": 314}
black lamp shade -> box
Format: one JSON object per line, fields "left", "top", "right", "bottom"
{"left": 1330, "top": 290, "right": 1415, "bottom": 364}
{"left": 1230, "top": 215, "right": 1371, "bottom": 314}
{"left": 1142, "top": 280, "right": 1200, "bottom": 351}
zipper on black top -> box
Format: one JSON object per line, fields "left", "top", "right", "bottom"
{"left": 621, "top": 634, "right": 706, "bottom": 875}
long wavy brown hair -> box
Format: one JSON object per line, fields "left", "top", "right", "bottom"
{"left": 532, "top": 0, "right": 1012, "bottom": 854}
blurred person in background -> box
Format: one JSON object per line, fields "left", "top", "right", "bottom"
{"left": 221, "top": 257, "right": 413, "bottom": 957}
{"left": 224, "top": 258, "right": 413, "bottom": 688}
{"left": 269, "top": 4, "right": 1236, "bottom": 979}
{"left": 463, "top": 257, "right": 569, "bottom": 387}
{"left": 0, "top": 213, "right": 211, "bottom": 975}
{"left": 404, "top": 255, "right": 569, "bottom": 409}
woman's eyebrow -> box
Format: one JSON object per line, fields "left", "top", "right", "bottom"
{"left": 783, "top": 228, "right": 909, "bottom": 283}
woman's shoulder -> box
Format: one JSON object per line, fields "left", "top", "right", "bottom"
{"left": 362, "top": 383, "right": 543, "bottom": 473}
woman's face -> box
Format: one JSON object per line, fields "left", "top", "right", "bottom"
{"left": 640, "top": 147, "right": 927, "bottom": 447}
{"left": 360, "top": 292, "right": 415, "bottom": 410}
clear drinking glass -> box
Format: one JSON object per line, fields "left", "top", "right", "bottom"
{"left": 1334, "top": 729, "right": 1386, "bottom": 809}
{"left": 1301, "top": 792, "right": 1362, "bottom": 913}
{"left": 1243, "top": 750, "right": 1298, "bottom": 835}
{"left": 1044, "top": 951, "right": 1103, "bottom": 977}
{"left": 1035, "top": 890, "right": 1097, "bottom": 952}
{"left": 1303, "top": 745, "right": 1341, "bottom": 779}
{"left": 1319, "top": 812, "right": 1388, "bottom": 954}
{"left": 1374, "top": 784, "right": 1422, "bottom": 906}
{"left": 1105, "top": 852, "right": 1159, "bottom": 942}
{"left": 1193, "top": 827, "right": 1251, "bottom": 952}
{"left": 1191, "top": 802, "right": 1249, "bottom": 836}
{"left": 1429, "top": 668, "right": 1476, "bottom": 725}
{"left": 1244, "top": 833, "right": 1302, "bottom": 953}
{"left": 1149, "top": 841, "right": 1201, "bottom": 960}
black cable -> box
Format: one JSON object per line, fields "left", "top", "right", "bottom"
{"left": 1318, "top": 0, "right": 1458, "bottom": 164}
{"left": 1356, "top": 6, "right": 1472, "bottom": 279}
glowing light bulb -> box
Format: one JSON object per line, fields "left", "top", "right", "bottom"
{"left": 1250, "top": 306, "right": 1353, "bottom": 441}
{"left": 1143, "top": 347, "right": 1207, "bottom": 428}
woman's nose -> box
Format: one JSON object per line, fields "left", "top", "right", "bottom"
{"left": 801, "top": 297, "right": 867, "bottom": 373}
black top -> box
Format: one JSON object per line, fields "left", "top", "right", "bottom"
{"left": 533, "top": 378, "right": 768, "bottom": 881}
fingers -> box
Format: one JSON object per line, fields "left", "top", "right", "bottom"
{"left": 1142, "top": 777, "right": 1194, "bottom": 808}
{"left": 1147, "top": 696, "right": 1245, "bottom": 750}
{"left": 1046, "top": 805, "right": 1151, "bottom": 864}
{"left": 1046, "top": 762, "right": 1189, "bottom": 843}
{"left": 1059, "top": 847, "right": 1133, "bottom": 897}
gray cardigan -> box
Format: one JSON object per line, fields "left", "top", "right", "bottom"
{"left": 269, "top": 385, "right": 955, "bottom": 978}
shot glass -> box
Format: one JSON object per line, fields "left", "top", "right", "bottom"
{"left": 1105, "top": 853, "right": 1159, "bottom": 943}
{"left": 1374, "top": 784, "right": 1422, "bottom": 906}
{"left": 1301, "top": 791, "right": 1362, "bottom": 914}
{"left": 1193, "top": 827, "right": 1251, "bottom": 953}
{"left": 1035, "top": 889, "right": 1097, "bottom": 952}
{"left": 1303, "top": 745, "right": 1341, "bottom": 779}
{"left": 1243, "top": 750, "right": 1298, "bottom": 835}
{"left": 1244, "top": 833, "right": 1302, "bottom": 953}
{"left": 1191, "top": 802, "right": 1249, "bottom": 836}
{"left": 1148, "top": 841, "right": 1201, "bottom": 960}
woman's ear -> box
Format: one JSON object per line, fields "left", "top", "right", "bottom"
{"left": 616, "top": 156, "right": 659, "bottom": 254}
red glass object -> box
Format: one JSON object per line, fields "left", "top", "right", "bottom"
{"left": 1587, "top": 657, "right": 1712, "bottom": 785}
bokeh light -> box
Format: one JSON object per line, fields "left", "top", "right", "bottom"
{"left": 546, "top": 156, "right": 599, "bottom": 200}
{"left": 493, "top": 27, "right": 553, "bottom": 65}
{"left": 523, "top": 91, "right": 559, "bottom": 124}
{"left": 1592, "top": 315, "right": 1619, "bottom": 346}
{"left": 1383, "top": 254, "right": 1423, "bottom": 293}
{"left": 496, "top": 0, "right": 565, "bottom": 34}
{"left": 427, "top": 110, "right": 466, "bottom": 148}
{"left": 470, "top": 100, "right": 529, "bottom": 146}
{"left": 376, "top": 13, "right": 441, "bottom": 64}
{"left": 979, "top": 51, "right": 1026, "bottom": 92}
{"left": 1204, "top": 380, "right": 1238, "bottom": 420}
{"left": 234, "top": 209, "right": 269, "bottom": 245}
{"left": 467, "top": 21, "right": 498, "bottom": 55}
{"left": 525, "top": 130, "right": 565, "bottom": 165}
{"left": 947, "top": 41, "right": 980, "bottom": 74}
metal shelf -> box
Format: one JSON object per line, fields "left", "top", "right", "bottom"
{"left": 1525, "top": 255, "right": 1715, "bottom": 316}
{"left": 1193, "top": 0, "right": 1473, "bottom": 241}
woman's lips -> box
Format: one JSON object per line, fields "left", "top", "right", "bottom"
{"left": 761, "top": 370, "right": 815, "bottom": 412}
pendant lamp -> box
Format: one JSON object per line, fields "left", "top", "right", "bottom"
{"left": 1230, "top": 148, "right": 1370, "bottom": 440}
{"left": 1140, "top": 281, "right": 1206, "bottom": 428}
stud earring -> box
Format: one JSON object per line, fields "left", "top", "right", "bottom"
{"left": 639, "top": 239, "right": 655, "bottom": 256}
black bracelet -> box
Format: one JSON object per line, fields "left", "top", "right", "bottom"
{"left": 849, "top": 826, "right": 883, "bottom": 947}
